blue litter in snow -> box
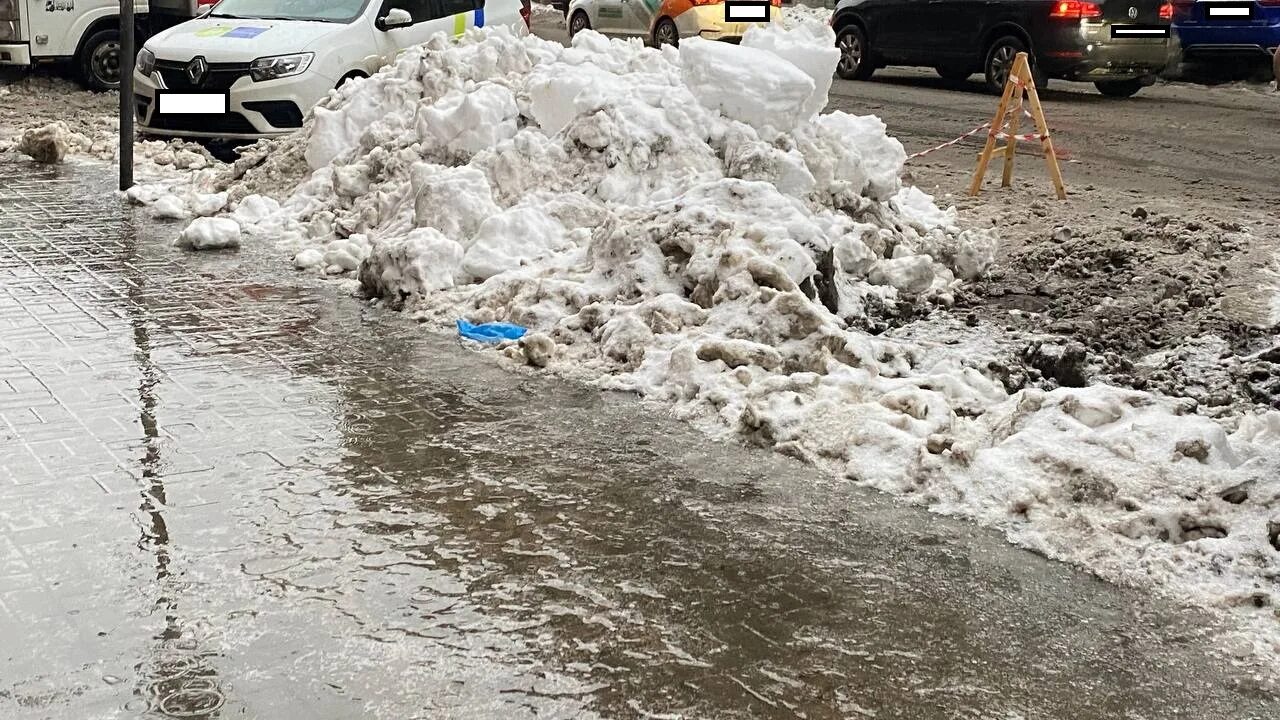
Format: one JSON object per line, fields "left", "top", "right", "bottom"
{"left": 457, "top": 319, "right": 527, "bottom": 343}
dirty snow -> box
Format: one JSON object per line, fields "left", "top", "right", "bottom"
{"left": 0, "top": 72, "right": 220, "bottom": 176}
{"left": 126, "top": 23, "right": 1280, "bottom": 675}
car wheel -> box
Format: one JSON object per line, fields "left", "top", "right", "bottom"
{"left": 336, "top": 71, "right": 367, "bottom": 90}
{"left": 935, "top": 65, "right": 971, "bottom": 82}
{"left": 77, "top": 29, "right": 121, "bottom": 92}
{"left": 1094, "top": 79, "right": 1145, "bottom": 97}
{"left": 569, "top": 10, "right": 590, "bottom": 37}
{"left": 652, "top": 17, "right": 678, "bottom": 47}
{"left": 835, "top": 24, "right": 874, "bottom": 81}
{"left": 983, "top": 35, "right": 1046, "bottom": 95}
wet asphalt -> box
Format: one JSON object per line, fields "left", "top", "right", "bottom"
{"left": 1, "top": 159, "right": 1278, "bottom": 720}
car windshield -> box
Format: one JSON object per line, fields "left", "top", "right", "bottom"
{"left": 208, "top": 0, "right": 368, "bottom": 23}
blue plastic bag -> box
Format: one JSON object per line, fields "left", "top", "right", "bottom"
{"left": 456, "top": 319, "right": 528, "bottom": 343}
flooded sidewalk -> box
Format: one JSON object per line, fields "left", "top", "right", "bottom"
{"left": 0, "top": 161, "right": 1275, "bottom": 720}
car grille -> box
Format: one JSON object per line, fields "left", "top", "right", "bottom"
{"left": 154, "top": 60, "right": 251, "bottom": 91}
{"left": 145, "top": 111, "right": 261, "bottom": 135}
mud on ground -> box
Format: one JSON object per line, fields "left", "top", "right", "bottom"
{"left": 896, "top": 165, "right": 1280, "bottom": 418}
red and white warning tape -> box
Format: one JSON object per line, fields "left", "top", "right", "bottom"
{"left": 994, "top": 131, "right": 1047, "bottom": 142}
{"left": 906, "top": 108, "right": 1045, "bottom": 161}
{"left": 906, "top": 122, "right": 991, "bottom": 160}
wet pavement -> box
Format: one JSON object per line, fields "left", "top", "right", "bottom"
{"left": 1, "top": 160, "right": 1277, "bottom": 720}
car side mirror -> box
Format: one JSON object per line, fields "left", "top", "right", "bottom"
{"left": 377, "top": 7, "right": 413, "bottom": 30}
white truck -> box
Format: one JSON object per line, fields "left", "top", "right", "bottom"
{"left": 0, "top": 0, "right": 206, "bottom": 90}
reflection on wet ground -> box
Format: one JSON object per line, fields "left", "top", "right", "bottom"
{"left": 1, "top": 161, "right": 1277, "bottom": 720}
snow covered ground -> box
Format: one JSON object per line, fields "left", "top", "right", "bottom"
{"left": 111, "top": 23, "right": 1280, "bottom": 680}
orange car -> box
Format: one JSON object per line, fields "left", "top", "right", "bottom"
{"left": 566, "top": 0, "right": 782, "bottom": 46}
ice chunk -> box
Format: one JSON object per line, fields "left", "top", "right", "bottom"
{"left": 741, "top": 21, "right": 840, "bottom": 119}
{"left": 359, "top": 228, "right": 465, "bottom": 298}
{"left": 868, "top": 255, "right": 935, "bottom": 295}
{"left": 151, "top": 194, "right": 190, "bottom": 220}
{"left": 17, "top": 122, "right": 76, "bottom": 163}
{"left": 679, "top": 37, "right": 814, "bottom": 132}
{"left": 174, "top": 217, "right": 241, "bottom": 250}
{"left": 232, "top": 194, "right": 283, "bottom": 225}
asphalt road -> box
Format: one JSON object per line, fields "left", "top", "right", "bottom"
{"left": 826, "top": 68, "right": 1280, "bottom": 209}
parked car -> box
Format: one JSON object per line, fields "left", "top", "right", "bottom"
{"left": 133, "top": 0, "right": 528, "bottom": 141}
{"left": 1169, "top": 0, "right": 1280, "bottom": 66}
{"left": 565, "top": 0, "right": 780, "bottom": 46}
{"left": 0, "top": 0, "right": 206, "bottom": 90}
{"left": 831, "top": 0, "right": 1172, "bottom": 97}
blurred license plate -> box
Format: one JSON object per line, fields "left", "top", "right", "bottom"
{"left": 724, "top": 0, "right": 770, "bottom": 22}
{"left": 156, "top": 91, "right": 229, "bottom": 115}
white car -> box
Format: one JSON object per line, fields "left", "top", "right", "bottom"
{"left": 133, "top": 0, "right": 528, "bottom": 140}
{"left": 565, "top": 0, "right": 779, "bottom": 47}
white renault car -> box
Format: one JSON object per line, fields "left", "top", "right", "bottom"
{"left": 133, "top": 0, "right": 528, "bottom": 140}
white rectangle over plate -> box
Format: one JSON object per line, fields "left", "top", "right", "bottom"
{"left": 157, "top": 92, "right": 229, "bottom": 115}
{"left": 725, "top": 3, "right": 769, "bottom": 21}
{"left": 1205, "top": 6, "right": 1249, "bottom": 16}
{"left": 1114, "top": 28, "right": 1167, "bottom": 34}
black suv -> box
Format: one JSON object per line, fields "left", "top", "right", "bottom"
{"left": 831, "top": 0, "right": 1171, "bottom": 97}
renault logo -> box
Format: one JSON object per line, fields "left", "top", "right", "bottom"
{"left": 1128, "top": 6, "right": 1138, "bottom": 19}
{"left": 185, "top": 56, "right": 208, "bottom": 86}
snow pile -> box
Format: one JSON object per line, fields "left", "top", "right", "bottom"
{"left": 146, "top": 25, "right": 1280, "bottom": 668}
{"left": 779, "top": 2, "right": 833, "bottom": 33}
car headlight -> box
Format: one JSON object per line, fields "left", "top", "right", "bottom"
{"left": 136, "top": 47, "right": 155, "bottom": 76}
{"left": 250, "top": 52, "right": 314, "bottom": 82}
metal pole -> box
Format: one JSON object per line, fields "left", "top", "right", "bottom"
{"left": 119, "top": 0, "right": 135, "bottom": 191}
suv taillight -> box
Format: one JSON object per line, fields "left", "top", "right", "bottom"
{"left": 520, "top": 0, "right": 530, "bottom": 28}
{"left": 1159, "top": 2, "right": 1172, "bottom": 19}
{"left": 1049, "top": 1, "right": 1102, "bottom": 18}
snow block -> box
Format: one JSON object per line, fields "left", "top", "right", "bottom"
{"left": 679, "top": 37, "right": 814, "bottom": 132}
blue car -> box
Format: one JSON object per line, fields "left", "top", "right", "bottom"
{"left": 1171, "top": 0, "right": 1280, "bottom": 61}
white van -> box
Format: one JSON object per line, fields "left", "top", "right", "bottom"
{"left": 0, "top": 0, "right": 198, "bottom": 89}
{"left": 132, "top": 0, "right": 529, "bottom": 141}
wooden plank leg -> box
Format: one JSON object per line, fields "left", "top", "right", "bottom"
{"left": 968, "top": 57, "right": 1020, "bottom": 197}
{"left": 1001, "top": 96, "right": 1023, "bottom": 188}
{"left": 1022, "top": 70, "right": 1067, "bottom": 200}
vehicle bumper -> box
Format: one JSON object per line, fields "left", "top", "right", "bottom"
{"left": 132, "top": 64, "right": 335, "bottom": 140}
{"left": 0, "top": 43, "right": 32, "bottom": 66}
{"left": 1038, "top": 21, "right": 1169, "bottom": 79}
{"left": 678, "top": 4, "right": 781, "bottom": 42}
{"left": 1173, "top": 22, "right": 1280, "bottom": 56}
